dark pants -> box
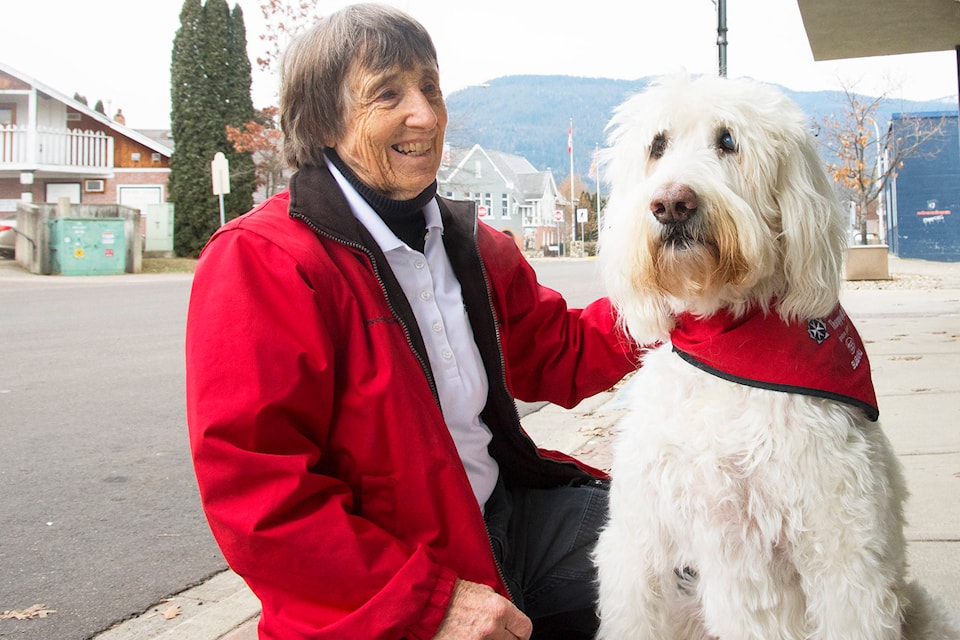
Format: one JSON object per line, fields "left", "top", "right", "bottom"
{"left": 484, "top": 478, "right": 609, "bottom": 640}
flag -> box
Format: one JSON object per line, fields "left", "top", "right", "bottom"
{"left": 567, "top": 123, "right": 573, "bottom": 154}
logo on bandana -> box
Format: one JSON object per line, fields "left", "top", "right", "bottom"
{"left": 807, "top": 318, "right": 829, "bottom": 345}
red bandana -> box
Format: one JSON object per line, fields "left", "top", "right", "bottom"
{"left": 670, "top": 303, "right": 879, "bottom": 421}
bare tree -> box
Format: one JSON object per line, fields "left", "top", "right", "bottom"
{"left": 819, "top": 82, "right": 946, "bottom": 245}
{"left": 255, "top": 0, "right": 319, "bottom": 72}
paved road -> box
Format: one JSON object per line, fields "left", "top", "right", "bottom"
{"left": 0, "top": 257, "right": 599, "bottom": 640}
{"left": 0, "top": 266, "right": 220, "bottom": 640}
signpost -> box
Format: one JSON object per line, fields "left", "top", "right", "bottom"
{"left": 577, "top": 207, "right": 588, "bottom": 255}
{"left": 211, "top": 152, "right": 231, "bottom": 227}
{"left": 554, "top": 210, "right": 563, "bottom": 257}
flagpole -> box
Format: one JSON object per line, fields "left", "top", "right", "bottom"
{"left": 569, "top": 118, "right": 576, "bottom": 254}
{"left": 594, "top": 142, "right": 601, "bottom": 241}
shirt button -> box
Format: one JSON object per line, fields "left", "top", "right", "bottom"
{"left": 441, "top": 349, "right": 453, "bottom": 360}
{"left": 419, "top": 291, "right": 432, "bottom": 301}
{"left": 414, "top": 259, "right": 426, "bottom": 269}
{"left": 432, "top": 322, "right": 443, "bottom": 334}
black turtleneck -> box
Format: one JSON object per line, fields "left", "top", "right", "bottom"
{"left": 325, "top": 148, "right": 436, "bottom": 253}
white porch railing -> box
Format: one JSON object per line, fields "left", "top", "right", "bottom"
{"left": 0, "top": 125, "right": 114, "bottom": 169}
{"left": 0, "top": 124, "right": 27, "bottom": 163}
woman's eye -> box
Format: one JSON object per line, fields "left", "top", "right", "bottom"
{"left": 422, "top": 82, "right": 442, "bottom": 100}
{"left": 718, "top": 130, "right": 737, "bottom": 153}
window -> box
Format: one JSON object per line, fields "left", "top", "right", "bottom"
{"left": 501, "top": 193, "right": 510, "bottom": 218}
{"left": 0, "top": 104, "right": 15, "bottom": 126}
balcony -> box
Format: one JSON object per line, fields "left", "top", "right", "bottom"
{"left": 0, "top": 125, "right": 114, "bottom": 174}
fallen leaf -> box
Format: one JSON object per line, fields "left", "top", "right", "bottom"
{"left": 161, "top": 604, "right": 182, "bottom": 620}
{"left": 0, "top": 604, "right": 57, "bottom": 620}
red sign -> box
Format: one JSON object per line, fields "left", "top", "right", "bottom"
{"left": 554, "top": 210, "right": 563, "bottom": 222}
{"left": 477, "top": 205, "right": 488, "bottom": 218}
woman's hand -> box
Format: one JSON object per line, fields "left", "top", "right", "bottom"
{"left": 433, "top": 579, "right": 532, "bottom": 639}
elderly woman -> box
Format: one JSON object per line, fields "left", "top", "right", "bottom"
{"left": 185, "top": 4, "right": 641, "bottom": 639}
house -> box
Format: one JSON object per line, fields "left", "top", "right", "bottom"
{"left": 0, "top": 62, "right": 172, "bottom": 215}
{"left": 437, "top": 144, "right": 567, "bottom": 254}
{"left": 885, "top": 112, "right": 960, "bottom": 262}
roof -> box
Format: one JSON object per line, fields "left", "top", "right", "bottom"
{"left": 0, "top": 61, "right": 173, "bottom": 157}
{"left": 891, "top": 110, "right": 959, "bottom": 120}
{"left": 796, "top": 0, "right": 960, "bottom": 60}
{"left": 439, "top": 144, "right": 554, "bottom": 203}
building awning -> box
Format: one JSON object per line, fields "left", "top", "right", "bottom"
{"left": 796, "top": 0, "right": 960, "bottom": 60}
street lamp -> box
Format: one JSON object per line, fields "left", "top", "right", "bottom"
{"left": 872, "top": 120, "right": 887, "bottom": 245}
{"left": 715, "top": 0, "right": 728, "bottom": 77}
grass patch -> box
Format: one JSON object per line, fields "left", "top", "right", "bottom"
{"left": 142, "top": 257, "right": 198, "bottom": 274}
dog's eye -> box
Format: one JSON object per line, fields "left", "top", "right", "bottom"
{"left": 717, "top": 130, "right": 737, "bottom": 154}
{"left": 650, "top": 134, "right": 668, "bottom": 159}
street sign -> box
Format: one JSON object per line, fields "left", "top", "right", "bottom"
{"left": 211, "top": 152, "right": 231, "bottom": 196}
{"left": 577, "top": 208, "right": 588, "bottom": 223}
{"left": 477, "top": 204, "right": 488, "bottom": 218}
{"left": 554, "top": 210, "right": 563, "bottom": 222}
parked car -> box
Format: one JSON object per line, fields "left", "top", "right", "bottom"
{"left": 0, "top": 214, "right": 16, "bottom": 258}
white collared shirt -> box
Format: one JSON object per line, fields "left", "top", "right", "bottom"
{"left": 327, "top": 159, "right": 499, "bottom": 510}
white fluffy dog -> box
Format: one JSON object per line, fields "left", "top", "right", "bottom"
{"left": 594, "top": 74, "right": 960, "bottom": 640}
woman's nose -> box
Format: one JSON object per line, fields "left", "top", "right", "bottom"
{"left": 403, "top": 91, "right": 439, "bottom": 128}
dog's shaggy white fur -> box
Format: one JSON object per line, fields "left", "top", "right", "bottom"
{"left": 594, "top": 74, "right": 960, "bottom": 640}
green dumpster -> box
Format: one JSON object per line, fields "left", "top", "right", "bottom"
{"left": 49, "top": 218, "right": 126, "bottom": 276}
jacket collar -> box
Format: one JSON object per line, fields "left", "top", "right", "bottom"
{"left": 288, "top": 162, "right": 476, "bottom": 247}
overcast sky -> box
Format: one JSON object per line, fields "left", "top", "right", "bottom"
{"left": 2, "top": 0, "right": 957, "bottom": 129}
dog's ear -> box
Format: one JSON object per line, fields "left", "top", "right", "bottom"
{"left": 775, "top": 129, "right": 846, "bottom": 323}
{"left": 599, "top": 192, "right": 676, "bottom": 345}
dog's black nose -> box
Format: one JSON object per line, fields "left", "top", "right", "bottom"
{"left": 650, "top": 184, "right": 698, "bottom": 224}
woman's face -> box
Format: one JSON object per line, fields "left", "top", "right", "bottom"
{"left": 334, "top": 61, "right": 447, "bottom": 200}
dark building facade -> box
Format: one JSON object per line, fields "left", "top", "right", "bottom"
{"left": 887, "top": 112, "right": 960, "bottom": 262}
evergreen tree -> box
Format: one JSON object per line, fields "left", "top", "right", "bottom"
{"left": 223, "top": 3, "right": 256, "bottom": 218}
{"left": 170, "top": 0, "right": 213, "bottom": 256}
{"left": 169, "top": 0, "right": 255, "bottom": 257}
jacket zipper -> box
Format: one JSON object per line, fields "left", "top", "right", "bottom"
{"left": 469, "top": 231, "right": 593, "bottom": 605}
{"left": 299, "top": 212, "right": 516, "bottom": 603}
{"left": 470, "top": 233, "right": 586, "bottom": 478}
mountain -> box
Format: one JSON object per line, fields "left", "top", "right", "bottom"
{"left": 444, "top": 74, "right": 955, "bottom": 182}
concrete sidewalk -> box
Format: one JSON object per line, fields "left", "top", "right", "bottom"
{"left": 93, "top": 255, "right": 960, "bottom": 640}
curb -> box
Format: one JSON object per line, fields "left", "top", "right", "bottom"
{"left": 91, "top": 571, "right": 260, "bottom": 640}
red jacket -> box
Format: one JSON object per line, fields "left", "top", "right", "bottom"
{"left": 185, "top": 164, "right": 639, "bottom": 639}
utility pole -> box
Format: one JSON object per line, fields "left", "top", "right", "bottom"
{"left": 716, "top": 0, "right": 728, "bottom": 77}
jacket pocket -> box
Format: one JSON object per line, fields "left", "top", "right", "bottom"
{"left": 358, "top": 474, "right": 399, "bottom": 535}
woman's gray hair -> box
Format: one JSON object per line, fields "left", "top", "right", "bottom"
{"left": 280, "top": 3, "right": 439, "bottom": 169}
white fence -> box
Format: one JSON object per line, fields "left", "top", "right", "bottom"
{"left": 0, "top": 125, "right": 114, "bottom": 169}
{"left": 0, "top": 124, "right": 27, "bottom": 163}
